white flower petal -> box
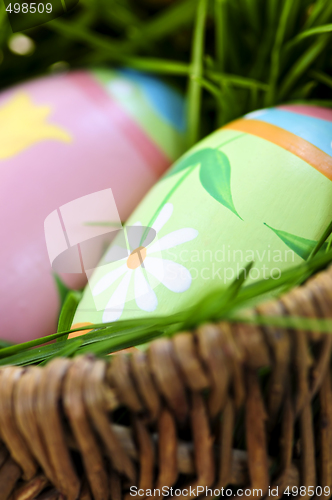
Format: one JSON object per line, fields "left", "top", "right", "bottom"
{"left": 147, "top": 228, "right": 198, "bottom": 254}
{"left": 151, "top": 203, "right": 173, "bottom": 234}
{"left": 134, "top": 267, "right": 158, "bottom": 312}
{"left": 92, "top": 265, "right": 127, "bottom": 296}
{"left": 145, "top": 257, "right": 192, "bottom": 293}
{"left": 102, "top": 271, "right": 132, "bottom": 322}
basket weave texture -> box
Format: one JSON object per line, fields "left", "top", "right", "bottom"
{"left": 1, "top": 265, "right": 332, "bottom": 500}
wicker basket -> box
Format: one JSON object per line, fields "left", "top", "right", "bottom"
{"left": 1, "top": 264, "right": 332, "bottom": 500}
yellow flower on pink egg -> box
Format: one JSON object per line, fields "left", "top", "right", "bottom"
{"left": 0, "top": 92, "right": 72, "bottom": 160}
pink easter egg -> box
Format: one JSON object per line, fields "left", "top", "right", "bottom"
{"left": 0, "top": 68, "right": 186, "bottom": 343}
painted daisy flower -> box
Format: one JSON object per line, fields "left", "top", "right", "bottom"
{"left": 91, "top": 203, "right": 198, "bottom": 322}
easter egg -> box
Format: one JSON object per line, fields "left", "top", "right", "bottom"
{"left": 0, "top": 68, "right": 186, "bottom": 343}
{"left": 73, "top": 104, "right": 332, "bottom": 328}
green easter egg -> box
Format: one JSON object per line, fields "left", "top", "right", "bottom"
{"left": 73, "top": 105, "right": 332, "bottom": 327}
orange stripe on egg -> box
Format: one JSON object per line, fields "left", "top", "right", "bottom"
{"left": 223, "top": 118, "right": 332, "bottom": 181}
{"left": 69, "top": 322, "right": 93, "bottom": 339}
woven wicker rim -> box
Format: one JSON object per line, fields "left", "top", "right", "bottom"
{"left": 1, "top": 265, "right": 332, "bottom": 499}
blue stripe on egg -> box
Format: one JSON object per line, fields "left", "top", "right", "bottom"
{"left": 120, "top": 69, "right": 186, "bottom": 133}
{"left": 245, "top": 108, "right": 332, "bottom": 158}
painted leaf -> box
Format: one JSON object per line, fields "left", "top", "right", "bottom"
{"left": 163, "top": 148, "right": 210, "bottom": 178}
{"left": 199, "top": 148, "right": 242, "bottom": 219}
{"left": 264, "top": 223, "right": 327, "bottom": 260}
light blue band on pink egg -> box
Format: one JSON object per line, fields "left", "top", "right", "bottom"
{"left": 245, "top": 108, "right": 332, "bottom": 158}
{"left": 120, "top": 69, "right": 186, "bottom": 133}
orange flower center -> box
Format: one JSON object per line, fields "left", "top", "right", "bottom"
{"left": 127, "top": 246, "right": 147, "bottom": 269}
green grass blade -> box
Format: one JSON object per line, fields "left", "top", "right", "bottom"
{"left": 265, "top": 0, "right": 294, "bottom": 106}
{"left": 303, "top": 0, "right": 328, "bottom": 30}
{"left": 228, "top": 314, "right": 332, "bottom": 335}
{"left": 187, "top": 0, "right": 208, "bottom": 148}
{"left": 208, "top": 70, "right": 268, "bottom": 90}
{"left": 287, "top": 23, "right": 332, "bottom": 47}
{"left": 308, "top": 219, "right": 332, "bottom": 260}
{"left": 278, "top": 34, "right": 330, "bottom": 101}
{"left": 57, "top": 290, "right": 82, "bottom": 341}
{"left": 0, "top": 339, "right": 14, "bottom": 349}
{"left": 49, "top": 18, "right": 128, "bottom": 55}
{"left": 240, "top": 0, "right": 260, "bottom": 33}
{"left": 39, "top": 338, "right": 83, "bottom": 366}
{"left": 233, "top": 249, "right": 332, "bottom": 307}
{"left": 309, "top": 69, "right": 332, "bottom": 89}
{"left": 214, "top": 0, "right": 228, "bottom": 72}
{"left": 131, "top": 0, "right": 199, "bottom": 44}
{"left": 78, "top": 328, "right": 162, "bottom": 356}
{"left": 53, "top": 274, "right": 72, "bottom": 308}
{"left": 121, "top": 57, "right": 190, "bottom": 75}
{"left": 194, "top": 77, "right": 221, "bottom": 99}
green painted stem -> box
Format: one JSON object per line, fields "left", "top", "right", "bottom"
{"left": 140, "top": 165, "right": 196, "bottom": 245}
{"left": 140, "top": 133, "right": 245, "bottom": 245}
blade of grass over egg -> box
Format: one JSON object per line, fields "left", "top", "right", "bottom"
{"left": 327, "top": 237, "right": 332, "bottom": 253}
{"left": 39, "top": 338, "right": 83, "bottom": 366}
{"left": 53, "top": 274, "right": 72, "bottom": 308}
{"left": 232, "top": 249, "right": 332, "bottom": 308}
{"left": 0, "top": 311, "right": 188, "bottom": 363}
{"left": 183, "top": 262, "right": 253, "bottom": 328}
{"left": 0, "top": 338, "right": 83, "bottom": 367}
{"left": 56, "top": 290, "right": 82, "bottom": 341}
{"left": 0, "top": 325, "right": 159, "bottom": 366}
{"left": 279, "top": 218, "right": 332, "bottom": 294}
{"left": 0, "top": 339, "right": 14, "bottom": 349}
{"left": 308, "top": 218, "right": 332, "bottom": 260}
{"left": 187, "top": 0, "right": 208, "bottom": 147}
{"left": 2, "top": 249, "right": 332, "bottom": 367}
{"left": 0, "top": 324, "right": 107, "bottom": 360}
{"left": 78, "top": 328, "right": 163, "bottom": 357}
{"left": 224, "top": 261, "right": 254, "bottom": 298}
